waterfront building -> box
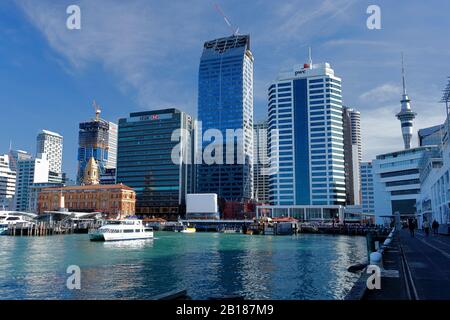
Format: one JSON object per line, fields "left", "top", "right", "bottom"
{"left": 77, "top": 106, "right": 117, "bottom": 184}
{"left": 343, "top": 107, "right": 361, "bottom": 205}
{"left": 36, "top": 130, "right": 63, "bottom": 174}
{"left": 8, "top": 149, "right": 31, "bottom": 172}
{"left": 38, "top": 184, "right": 135, "bottom": 219}
{"left": 268, "top": 61, "right": 345, "bottom": 206}
{"left": 360, "top": 161, "right": 374, "bottom": 215}
{"left": 0, "top": 154, "right": 16, "bottom": 210}
{"left": 116, "top": 108, "right": 195, "bottom": 218}
{"left": 396, "top": 55, "right": 417, "bottom": 149}
{"left": 29, "top": 182, "right": 64, "bottom": 213}
{"left": 372, "top": 146, "right": 436, "bottom": 224}
{"left": 256, "top": 204, "right": 345, "bottom": 223}
{"left": 253, "top": 121, "right": 270, "bottom": 203}
{"left": 14, "top": 153, "right": 49, "bottom": 212}
{"left": 413, "top": 80, "right": 450, "bottom": 232}
{"left": 196, "top": 34, "right": 254, "bottom": 201}
{"left": 418, "top": 124, "right": 445, "bottom": 146}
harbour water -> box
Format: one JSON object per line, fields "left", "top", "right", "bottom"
{"left": 0, "top": 232, "right": 367, "bottom": 300}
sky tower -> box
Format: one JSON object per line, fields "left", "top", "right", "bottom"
{"left": 396, "top": 54, "right": 417, "bottom": 149}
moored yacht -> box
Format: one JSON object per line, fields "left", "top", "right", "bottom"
{"left": 89, "top": 219, "right": 153, "bottom": 241}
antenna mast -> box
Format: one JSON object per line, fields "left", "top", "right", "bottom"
{"left": 401, "top": 52, "right": 407, "bottom": 95}
{"left": 308, "top": 47, "right": 313, "bottom": 69}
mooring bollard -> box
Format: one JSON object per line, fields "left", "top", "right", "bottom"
{"left": 370, "top": 251, "right": 383, "bottom": 269}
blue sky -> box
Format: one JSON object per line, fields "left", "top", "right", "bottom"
{"left": 1, "top": 0, "right": 450, "bottom": 179}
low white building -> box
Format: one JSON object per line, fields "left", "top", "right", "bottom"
{"left": 372, "top": 146, "right": 436, "bottom": 225}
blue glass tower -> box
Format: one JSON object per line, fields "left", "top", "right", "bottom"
{"left": 197, "top": 35, "right": 254, "bottom": 201}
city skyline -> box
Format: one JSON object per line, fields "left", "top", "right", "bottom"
{"left": 1, "top": 1, "right": 450, "bottom": 179}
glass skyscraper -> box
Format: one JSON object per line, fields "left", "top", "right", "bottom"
{"left": 268, "top": 62, "right": 346, "bottom": 206}
{"left": 116, "top": 108, "right": 195, "bottom": 218}
{"left": 253, "top": 121, "right": 270, "bottom": 203}
{"left": 197, "top": 34, "right": 254, "bottom": 201}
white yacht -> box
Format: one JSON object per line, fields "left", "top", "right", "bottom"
{"left": 89, "top": 219, "right": 154, "bottom": 241}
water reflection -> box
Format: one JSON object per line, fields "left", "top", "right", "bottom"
{"left": 101, "top": 239, "right": 154, "bottom": 250}
{"left": 0, "top": 233, "right": 367, "bottom": 300}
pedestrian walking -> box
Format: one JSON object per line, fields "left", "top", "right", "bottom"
{"left": 432, "top": 220, "right": 439, "bottom": 236}
{"left": 408, "top": 218, "right": 415, "bottom": 237}
{"left": 423, "top": 219, "right": 430, "bottom": 236}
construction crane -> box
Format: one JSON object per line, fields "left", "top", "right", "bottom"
{"left": 92, "top": 100, "right": 101, "bottom": 122}
{"left": 214, "top": 3, "right": 239, "bottom": 36}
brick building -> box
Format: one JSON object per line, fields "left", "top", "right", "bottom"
{"left": 38, "top": 184, "right": 136, "bottom": 219}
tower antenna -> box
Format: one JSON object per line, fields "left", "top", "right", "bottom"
{"left": 401, "top": 52, "right": 407, "bottom": 95}
{"left": 308, "top": 46, "right": 313, "bottom": 68}
{"left": 214, "top": 3, "right": 239, "bottom": 36}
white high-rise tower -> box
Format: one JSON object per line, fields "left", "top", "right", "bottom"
{"left": 396, "top": 54, "right": 417, "bottom": 149}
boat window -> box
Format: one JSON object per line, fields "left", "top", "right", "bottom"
{"left": 6, "top": 217, "right": 20, "bottom": 221}
{"left": 135, "top": 229, "right": 140, "bottom": 233}
{"left": 124, "top": 229, "right": 134, "bottom": 233}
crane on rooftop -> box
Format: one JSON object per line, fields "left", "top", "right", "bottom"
{"left": 92, "top": 100, "right": 101, "bottom": 122}
{"left": 214, "top": 3, "right": 239, "bottom": 36}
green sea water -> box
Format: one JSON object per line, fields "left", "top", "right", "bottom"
{"left": 0, "top": 232, "right": 367, "bottom": 300}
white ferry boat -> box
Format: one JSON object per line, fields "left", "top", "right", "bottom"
{"left": 89, "top": 219, "right": 154, "bottom": 242}
{"left": 0, "top": 212, "right": 36, "bottom": 234}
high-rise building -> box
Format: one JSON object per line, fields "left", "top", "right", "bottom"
{"left": 36, "top": 130, "right": 63, "bottom": 174}
{"left": 116, "top": 108, "right": 195, "bottom": 218}
{"left": 253, "top": 121, "right": 270, "bottom": 203}
{"left": 15, "top": 153, "right": 49, "bottom": 212}
{"left": 396, "top": 55, "right": 417, "bottom": 150}
{"left": 343, "top": 107, "right": 361, "bottom": 205}
{"left": 360, "top": 161, "right": 374, "bottom": 215}
{"left": 268, "top": 62, "right": 345, "bottom": 206}
{"left": 106, "top": 122, "right": 118, "bottom": 169}
{"left": 197, "top": 34, "right": 254, "bottom": 201}
{"left": 0, "top": 154, "right": 16, "bottom": 210}
{"left": 8, "top": 149, "right": 32, "bottom": 172}
{"left": 77, "top": 107, "right": 117, "bottom": 184}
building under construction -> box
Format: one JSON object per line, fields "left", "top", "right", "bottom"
{"left": 77, "top": 102, "right": 117, "bottom": 184}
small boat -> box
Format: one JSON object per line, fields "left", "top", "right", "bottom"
{"left": 89, "top": 219, "right": 153, "bottom": 241}
{"left": 180, "top": 227, "right": 196, "bottom": 234}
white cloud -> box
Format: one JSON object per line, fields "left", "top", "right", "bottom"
{"left": 15, "top": 0, "right": 208, "bottom": 113}
{"left": 359, "top": 83, "right": 401, "bottom": 103}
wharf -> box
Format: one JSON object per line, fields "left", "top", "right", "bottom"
{"left": 347, "top": 228, "right": 450, "bottom": 300}
{"left": 6, "top": 221, "right": 94, "bottom": 236}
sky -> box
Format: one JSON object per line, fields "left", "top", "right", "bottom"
{"left": 1, "top": 0, "right": 450, "bottom": 179}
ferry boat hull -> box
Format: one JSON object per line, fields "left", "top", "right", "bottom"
{"left": 89, "top": 231, "right": 154, "bottom": 242}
